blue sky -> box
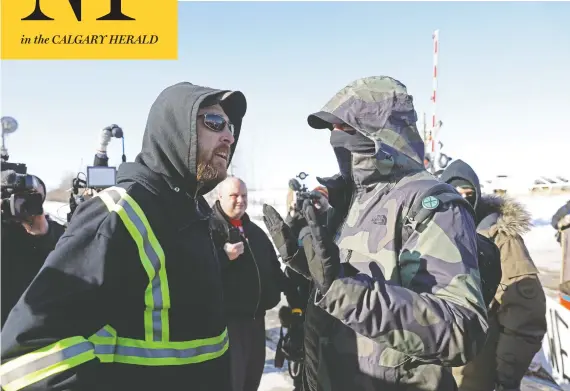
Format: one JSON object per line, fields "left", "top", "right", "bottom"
{"left": 1, "top": 1, "right": 569, "bottom": 191}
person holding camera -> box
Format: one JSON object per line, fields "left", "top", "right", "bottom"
{"left": 1, "top": 170, "right": 65, "bottom": 327}
{"left": 279, "top": 185, "right": 332, "bottom": 390}
{"left": 283, "top": 185, "right": 332, "bottom": 314}
{"left": 209, "top": 176, "right": 303, "bottom": 391}
{"left": 67, "top": 125, "right": 122, "bottom": 223}
{"left": 282, "top": 185, "right": 335, "bottom": 277}
{"left": 286, "top": 186, "right": 330, "bottom": 230}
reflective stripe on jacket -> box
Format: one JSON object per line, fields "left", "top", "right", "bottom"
{"left": 1, "top": 172, "right": 231, "bottom": 391}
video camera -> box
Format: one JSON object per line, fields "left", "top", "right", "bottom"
{"left": 1, "top": 116, "right": 45, "bottom": 222}
{"left": 67, "top": 124, "right": 126, "bottom": 223}
{"left": 1, "top": 163, "right": 45, "bottom": 222}
{"left": 288, "top": 171, "right": 319, "bottom": 212}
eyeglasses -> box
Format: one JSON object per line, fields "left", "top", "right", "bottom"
{"left": 199, "top": 113, "right": 234, "bottom": 136}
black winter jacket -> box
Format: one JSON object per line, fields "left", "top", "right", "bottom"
{"left": 1, "top": 217, "right": 65, "bottom": 327}
{"left": 0, "top": 82, "right": 247, "bottom": 391}
{"left": 210, "top": 201, "right": 302, "bottom": 317}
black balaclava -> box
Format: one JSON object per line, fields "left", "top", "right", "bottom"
{"left": 449, "top": 178, "right": 477, "bottom": 207}
{"left": 329, "top": 130, "right": 376, "bottom": 182}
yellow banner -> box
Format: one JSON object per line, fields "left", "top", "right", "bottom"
{"left": 1, "top": 0, "right": 178, "bottom": 60}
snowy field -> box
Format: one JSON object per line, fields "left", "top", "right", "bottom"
{"left": 43, "top": 191, "right": 570, "bottom": 390}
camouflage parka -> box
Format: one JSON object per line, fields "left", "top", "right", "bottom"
{"left": 300, "top": 76, "right": 489, "bottom": 391}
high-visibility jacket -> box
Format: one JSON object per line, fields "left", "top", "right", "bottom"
{"left": 1, "top": 162, "right": 232, "bottom": 391}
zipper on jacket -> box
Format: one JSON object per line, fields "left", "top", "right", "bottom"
{"left": 208, "top": 228, "right": 226, "bottom": 310}
{"left": 244, "top": 238, "right": 262, "bottom": 320}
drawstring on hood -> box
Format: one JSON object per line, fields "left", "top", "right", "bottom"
{"left": 135, "top": 82, "right": 246, "bottom": 197}
{"left": 308, "top": 76, "right": 426, "bottom": 191}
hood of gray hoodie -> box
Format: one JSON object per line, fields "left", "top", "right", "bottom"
{"left": 133, "top": 82, "right": 246, "bottom": 197}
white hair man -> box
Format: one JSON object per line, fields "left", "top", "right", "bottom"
{"left": 209, "top": 176, "right": 303, "bottom": 391}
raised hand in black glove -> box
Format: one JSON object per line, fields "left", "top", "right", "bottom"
{"left": 302, "top": 199, "right": 340, "bottom": 295}
{"left": 263, "top": 204, "right": 298, "bottom": 262}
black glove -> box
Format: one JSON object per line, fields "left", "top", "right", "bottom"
{"left": 263, "top": 204, "right": 298, "bottom": 261}
{"left": 302, "top": 200, "right": 340, "bottom": 295}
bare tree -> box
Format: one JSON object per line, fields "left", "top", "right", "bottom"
{"left": 45, "top": 171, "right": 75, "bottom": 202}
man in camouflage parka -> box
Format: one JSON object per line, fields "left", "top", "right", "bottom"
{"left": 263, "top": 76, "right": 489, "bottom": 391}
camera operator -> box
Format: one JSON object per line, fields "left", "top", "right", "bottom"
{"left": 1, "top": 170, "right": 65, "bottom": 327}
{"left": 286, "top": 186, "right": 330, "bottom": 233}
{"left": 94, "top": 124, "right": 122, "bottom": 167}
{"left": 87, "top": 124, "right": 122, "bottom": 198}
{"left": 268, "top": 185, "right": 333, "bottom": 390}
{"left": 281, "top": 185, "right": 335, "bottom": 278}
{"left": 67, "top": 125, "right": 124, "bottom": 223}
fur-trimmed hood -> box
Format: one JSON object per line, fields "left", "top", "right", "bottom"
{"left": 476, "top": 194, "right": 532, "bottom": 238}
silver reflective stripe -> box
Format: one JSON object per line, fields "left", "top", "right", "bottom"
{"left": 116, "top": 194, "right": 164, "bottom": 340}
{"left": 88, "top": 325, "right": 230, "bottom": 365}
{"left": 0, "top": 338, "right": 95, "bottom": 391}
{"left": 97, "top": 187, "right": 169, "bottom": 342}
{"left": 1, "top": 342, "right": 93, "bottom": 386}
{"left": 95, "top": 328, "right": 114, "bottom": 338}
{"left": 93, "top": 332, "right": 229, "bottom": 359}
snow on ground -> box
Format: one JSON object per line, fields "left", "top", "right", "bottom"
{"left": 43, "top": 191, "right": 570, "bottom": 390}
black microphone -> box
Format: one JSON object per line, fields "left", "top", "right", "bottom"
{"left": 289, "top": 178, "right": 301, "bottom": 191}
{"left": 110, "top": 125, "right": 123, "bottom": 138}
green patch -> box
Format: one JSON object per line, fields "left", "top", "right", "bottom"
{"left": 422, "top": 196, "right": 439, "bottom": 210}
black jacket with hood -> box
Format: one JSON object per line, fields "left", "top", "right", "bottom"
{"left": 438, "top": 159, "right": 483, "bottom": 212}
{"left": 1, "top": 216, "right": 66, "bottom": 327}
{"left": 210, "top": 200, "right": 302, "bottom": 318}
{"left": 0, "top": 83, "right": 247, "bottom": 391}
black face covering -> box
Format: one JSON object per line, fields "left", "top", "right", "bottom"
{"left": 329, "top": 130, "right": 376, "bottom": 181}
{"left": 463, "top": 192, "right": 477, "bottom": 208}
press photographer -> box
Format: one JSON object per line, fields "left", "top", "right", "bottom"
{"left": 67, "top": 124, "right": 124, "bottom": 223}
{"left": 1, "top": 166, "right": 65, "bottom": 327}
{"left": 286, "top": 173, "right": 332, "bottom": 247}
{"left": 264, "top": 173, "right": 334, "bottom": 390}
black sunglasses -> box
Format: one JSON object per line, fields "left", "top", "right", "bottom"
{"left": 199, "top": 113, "right": 234, "bottom": 136}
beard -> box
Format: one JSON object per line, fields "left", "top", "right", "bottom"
{"left": 196, "top": 147, "right": 229, "bottom": 185}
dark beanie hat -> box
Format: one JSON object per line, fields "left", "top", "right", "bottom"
{"left": 449, "top": 178, "right": 475, "bottom": 190}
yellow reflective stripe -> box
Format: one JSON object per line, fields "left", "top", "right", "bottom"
{"left": 89, "top": 325, "right": 229, "bottom": 365}
{"left": 0, "top": 327, "right": 229, "bottom": 390}
{"left": 97, "top": 187, "right": 170, "bottom": 342}
{"left": 87, "top": 325, "right": 117, "bottom": 364}
{"left": 0, "top": 337, "right": 95, "bottom": 391}
{"left": 123, "top": 191, "right": 171, "bottom": 342}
